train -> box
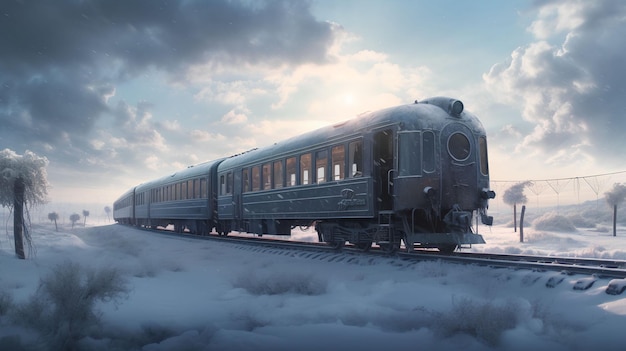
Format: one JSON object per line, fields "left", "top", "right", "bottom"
{"left": 114, "top": 96, "right": 496, "bottom": 253}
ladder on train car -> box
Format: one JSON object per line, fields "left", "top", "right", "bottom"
{"left": 375, "top": 210, "right": 394, "bottom": 244}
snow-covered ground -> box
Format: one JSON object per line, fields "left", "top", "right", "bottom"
{"left": 1, "top": 208, "right": 626, "bottom": 350}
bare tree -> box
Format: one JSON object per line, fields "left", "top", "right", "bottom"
{"left": 70, "top": 213, "right": 81, "bottom": 229}
{"left": 503, "top": 181, "right": 531, "bottom": 234}
{"left": 605, "top": 183, "right": 626, "bottom": 237}
{"left": 0, "top": 149, "right": 49, "bottom": 259}
{"left": 82, "top": 209, "right": 90, "bottom": 226}
{"left": 104, "top": 206, "right": 111, "bottom": 222}
{"left": 48, "top": 212, "right": 59, "bottom": 232}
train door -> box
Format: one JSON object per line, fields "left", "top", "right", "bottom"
{"left": 233, "top": 170, "right": 242, "bottom": 222}
{"left": 440, "top": 123, "right": 477, "bottom": 210}
{"left": 374, "top": 129, "right": 394, "bottom": 210}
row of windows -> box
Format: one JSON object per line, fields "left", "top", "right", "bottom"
{"left": 135, "top": 178, "right": 210, "bottom": 205}
{"left": 114, "top": 196, "right": 132, "bottom": 210}
{"left": 220, "top": 140, "right": 363, "bottom": 195}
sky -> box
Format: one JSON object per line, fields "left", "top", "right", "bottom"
{"left": 2, "top": 0, "right": 626, "bottom": 205}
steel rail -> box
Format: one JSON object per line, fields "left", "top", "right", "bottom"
{"left": 124, "top": 225, "right": 626, "bottom": 280}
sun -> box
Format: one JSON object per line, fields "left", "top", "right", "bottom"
{"left": 342, "top": 93, "right": 354, "bottom": 105}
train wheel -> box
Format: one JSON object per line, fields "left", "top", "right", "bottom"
{"left": 329, "top": 240, "right": 345, "bottom": 250}
{"left": 379, "top": 240, "right": 400, "bottom": 254}
{"left": 356, "top": 242, "right": 372, "bottom": 251}
{"left": 174, "top": 223, "right": 184, "bottom": 234}
{"left": 437, "top": 244, "right": 457, "bottom": 254}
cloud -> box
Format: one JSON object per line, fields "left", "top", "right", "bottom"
{"left": 0, "top": 0, "right": 337, "bottom": 184}
{"left": 484, "top": 0, "right": 626, "bottom": 167}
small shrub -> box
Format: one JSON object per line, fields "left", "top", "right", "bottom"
{"left": 435, "top": 296, "right": 528, "bottom": 346}
{"left": 12, "top": 261, "right": 129, "bottom": 350}
{"left": 566, "top": 214, "right": 596, "bottom": 228}
{"left": 533, "top": 212, "right": 576, "bottom": 232}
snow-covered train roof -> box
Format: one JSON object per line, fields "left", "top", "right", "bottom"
{"left": 219, "top": 97, "right": 485, "bottom": 170}
{"left": 135, "top": 158, "right": 226, "bottom": 192}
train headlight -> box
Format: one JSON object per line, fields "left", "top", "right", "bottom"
{"left": 423, "top": 186, "right": 436, "bottom": 197}
{"left": 450, "top": 100, "right": 463, "bottom": 116}
{"left": 481, "top": 188, "right": 496, "bottom": 199}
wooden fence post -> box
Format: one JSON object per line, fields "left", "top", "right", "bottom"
{"left": 520, "top": 205, "right": 526, "bottom": 243}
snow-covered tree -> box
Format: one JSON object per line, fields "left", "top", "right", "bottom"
{"left": 48, "top": 212, "right": 59, "bottom": 232}
{"left": 0, "top": 149, "right": 49, "bottom": 258}
{"left": 0, "top": 149, "right": 49, "bottom": 208}
{"left": 605, "top": 183, "right": 626, "bottom": 237}
{"left": 104, "top": 206, "right": 111, "bottom": 222}
{"left": 503, "top": 181, "right": 531, "bottom": 233}
{"left": 82, "top": 209, "right": 90, "bottom": 226}
{"left": 70, "top": 213, "right": 81, "bottom": 229}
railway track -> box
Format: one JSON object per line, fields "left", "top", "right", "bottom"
{"left": 130, "top": 225, "right": 626, "bottom": 294}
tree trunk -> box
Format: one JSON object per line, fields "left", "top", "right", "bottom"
{"left": 14, "top": 177, "right": 25, "bottom": 259}
{"left": 614, "top": 204, "right": 618, "bottom": 237}
{"left": 520, "top": 205, "right": 526, "bottom": 243}
{"left": 54, "top": 219, "right": 58, "bottom": 232}
{"left": 513, "top": 204, "right": 517, "bottom": 233}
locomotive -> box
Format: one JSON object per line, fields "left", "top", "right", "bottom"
{"left": 114, "top": 97, "right": 495, "bottom": 253}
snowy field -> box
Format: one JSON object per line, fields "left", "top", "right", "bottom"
{"left": 1, "top": 206, "right": 626, "bottom": 350}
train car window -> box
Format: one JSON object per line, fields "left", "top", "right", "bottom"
{"left": 194, "top": 179, "right": 200, "bottom": 198}
{"left": 273, "top": 161, "right": 283, "bottom": 189}
{"left": 252, "top": 166, "right": 261, "bottom": 191}
{"left": 423, "top": 131, "right": 435, "bottom": 172}
{"left": 200, "top": 179, "right": 207, "bottom": 198}
{"left": 398, "top": 132, "right": 421, "bottom": 176}
{"left": 174, "top": 183, "right": 179, "bottom": 200}
{"left": 479, "top": 136, "right": 489, "bottom": 175}
{"left": 188, "top": 180, "right": 194, "bottom": 198}
{"left": 332, "top": 145, "right": 345, "bottom": 180}
{"left": 448, "top": 132, "right": 471, "bottom": 161}
{"left": 348, "top": 140, "right": 363, "bottom": 177}
{"left": 182, "top": 181, "right": 187, "bottom": 200}
{"left": 242, "top": 168, "right": 250, "bottom": 192}
{"left": 301, "top": 153, "right": 311, "bottom": 185}
{"left": 286, "top": 157, "right": 297, "bottom": 187}
{"left": 220, "top": 175, "right": 226, "bottom": 195}
{"left": 316, "top": 150, "right": 328, "bottom": 183}
{"left": 263, "top": 163, "right": 272, "bottom": 190}
{"left": 227, "top": 172, "right": 233, "bottom": 194}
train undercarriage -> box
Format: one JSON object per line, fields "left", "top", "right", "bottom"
{"left": 129, "top": 205, "right": 486, "bottom": 255}
{"left": 315, "top": 207, "right": 486, "bottom": 254}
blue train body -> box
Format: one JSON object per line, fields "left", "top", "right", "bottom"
{"left": 114, "top": 97, "right": 495, "bottom": 252}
